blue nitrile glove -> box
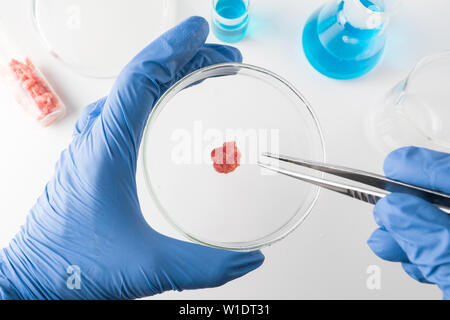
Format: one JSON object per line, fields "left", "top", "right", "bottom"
{"left": 0, "top": 16, "right": 264, "bottom": 300}
{"left": 367, "top": 146, "right": 450, "bottom": 299}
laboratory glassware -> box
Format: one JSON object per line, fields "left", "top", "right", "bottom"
{"left": 211, "top": 0, "right": 250, "bottom": 43}
{"left": 32, "top": 0, "right": 176, "bottom": 78}
{"left": 0, "top": 26, "right": 66, "bottom": 126}
{"left": 259, "top": 153, "right": 450, "bottom": 213}
{"left": 141, "top": 63, "right": 325, "bottom": 251}
{"left": 367, "top": 51, "right": 450, "bottom": 154}
{"left": 302, "top": 0, "right": 399, "bottom": 79}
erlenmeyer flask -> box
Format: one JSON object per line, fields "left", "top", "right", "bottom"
{"left": 302, "top": 0, "right": 398, "bottom": 79}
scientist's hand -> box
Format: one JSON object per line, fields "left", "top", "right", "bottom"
{"left": 0, "top": 16, "right": 264, "bottom": 300}
{"left": 367, "top": 146, "right": 450, "bottom": 299}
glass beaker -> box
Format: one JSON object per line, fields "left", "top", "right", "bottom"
{"left": 302, "top": 0, "right": 398, "bottom": 79}
{"left": 367, "top": 51, "right": 450, "bottom": 154}
{"left": 211, "top": 0, "right": 250, "bottom": 43}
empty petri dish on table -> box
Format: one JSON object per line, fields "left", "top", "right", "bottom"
{"left": 141, "top": 63, "right": 325, "bottom": 251}
{"left": 367, "top": 51, "right": 450, "bottom": 154}
{"left": 32, "top": 0, "right": 176, "bottom": 78}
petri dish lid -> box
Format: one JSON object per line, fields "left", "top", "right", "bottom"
{"left": 142, "top": 63, "right": 326, "bottom": 251}
{"left": 32, "top": 0, "right": 176, "bottom": 78}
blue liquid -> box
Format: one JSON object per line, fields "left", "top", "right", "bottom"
{"left": 302, "top": 1, "right": 385, "bottom": 79}
{"left": 212, "top": 0, "right": 249, "bottom": 43}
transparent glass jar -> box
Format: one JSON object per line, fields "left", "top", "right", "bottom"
{"left": 211, "top": 0, "right": 250, "bottom": 43}
{"left": 0, "top": 29, "right": 66, "bottom": 127}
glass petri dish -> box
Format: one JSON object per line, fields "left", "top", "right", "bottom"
{"left": 32, "top": 0, "right": 175, "bottom": 78}
{"left": 367, "top": 51, "right": 450, "bottom": 154}
{"left": 142, "top": 63, "right": 325, "bottom": 251}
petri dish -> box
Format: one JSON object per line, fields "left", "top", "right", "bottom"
{"left": 367, "top": 51, "right": 450, "bottom": 154}
{"left": 32, "top": 0, "right": 176, "bottom": 78}
{"left": 142, "top": 63, "right": 325, "bottom": 251}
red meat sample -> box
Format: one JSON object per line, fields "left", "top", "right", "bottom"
{"left": 211, "top": 141, "right": 241, "bottom": 174}
{"left": 9, "top": 58, "right": 61, "bottom": 122}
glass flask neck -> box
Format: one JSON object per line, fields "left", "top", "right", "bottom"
{"left": 342, "top": 0, "right": 388, "bottom": 30}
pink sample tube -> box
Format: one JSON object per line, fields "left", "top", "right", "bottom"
{"left": 0, "top": 29, "right": 66, "bottom": 127}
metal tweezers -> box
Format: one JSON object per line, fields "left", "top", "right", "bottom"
{"left": 258, "top": 153, "right": 450, "bottom": 213}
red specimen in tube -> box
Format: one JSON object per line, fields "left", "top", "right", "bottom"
{"left": 9, "top": 58, "right": 61, "bottom": 121}
{"left": 211, "top": 141, "right": 241, "bottom": 174}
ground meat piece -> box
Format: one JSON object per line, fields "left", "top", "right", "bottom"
{"left": 211, "top": 141, "right": 241, "bottom": 174}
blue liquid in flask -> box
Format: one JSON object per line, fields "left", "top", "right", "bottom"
{"left": 212, "top": 0, "right": 249, "bottom": 43}
{"left": 302, "top": 0, "right": 387, "bottom": 79}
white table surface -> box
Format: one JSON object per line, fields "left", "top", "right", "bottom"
{"left": 0, "top": 0, "right": 448, "bottom": 299}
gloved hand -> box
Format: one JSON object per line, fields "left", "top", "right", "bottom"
{"left": 0, "top": 16, "right": 264, "bottom": 300}
{"left": 367, "top": 146, "right": 450, "bottom": 300}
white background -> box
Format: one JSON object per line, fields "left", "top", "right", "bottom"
{"left": 0, "top": 0, "right": 449, "bottom": 299}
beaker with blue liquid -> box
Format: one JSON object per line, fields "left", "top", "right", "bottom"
{"left": 211, "top": 0, "right": 249, "bottom": 43}
{"left": 302, "top": 0, "right": 396, "bottom": 79}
